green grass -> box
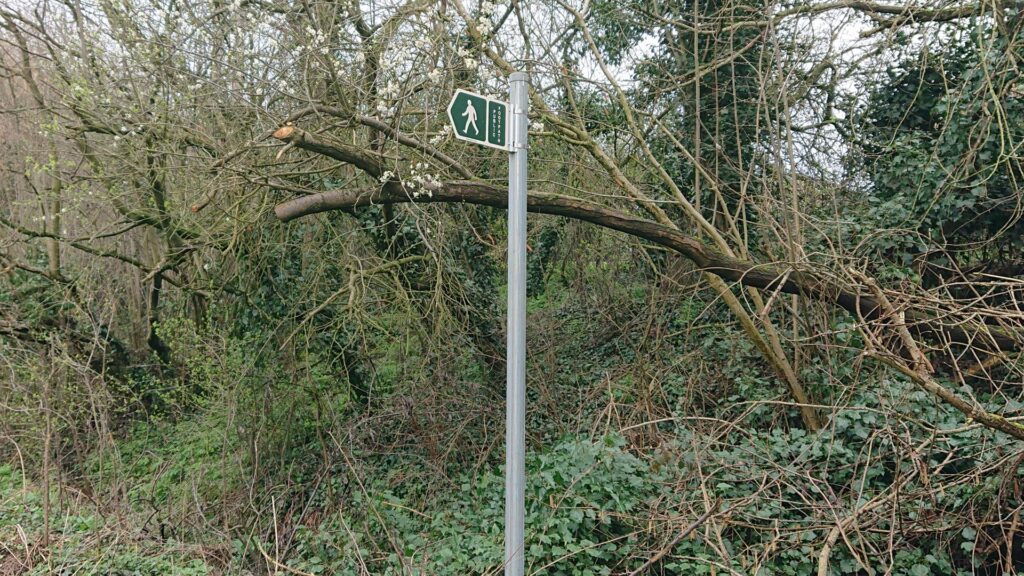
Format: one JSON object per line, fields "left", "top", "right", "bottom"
{"left": 0, "top": 464, "right": 215, "bottom": 575}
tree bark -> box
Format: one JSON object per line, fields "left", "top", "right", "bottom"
{"left": 273, "top": 181, "right": 1022, "bottom": 357}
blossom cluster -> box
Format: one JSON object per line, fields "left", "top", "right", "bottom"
{"left": 477, "top": 1, "right": 503, "bottom": 36}
{"left": 377, "top": 164, "right": 441, "bottom": 199}
{"left": 372, "top": 33, "right": 441, "bottom": 115}
{"left": 304, "top": 25, "right": 332, "bottom": 56}
{"left": 380, "top": 80, "right": 401, "bottom": 100}
{"left": 458, "top": 47, "right": 478, "bottom": 73}
{"left": 407, "top": 162, "right": 441, "bottom": 197}
{"left": 113, "top": 124, "right": 145, "bottom": 141}
{"left": 429, "top": 125, "right": 453, "bottom": 145}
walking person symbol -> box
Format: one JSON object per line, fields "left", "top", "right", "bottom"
{"left": 447, "top": 90, "right": 507, "bottom": 149}
{"left": 462, "top": 101, "right": 479, "bottom": 135}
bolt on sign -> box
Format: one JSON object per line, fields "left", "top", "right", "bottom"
{"left": 447, "top": 89, "right": 509, "bottom": 150}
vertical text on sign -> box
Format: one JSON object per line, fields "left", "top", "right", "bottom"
{"left": 487, "top": 100, "right": 507, "bottom": 148}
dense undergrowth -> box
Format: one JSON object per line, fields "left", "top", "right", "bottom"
{"left": 4, "top": 3, "right": 1024, "bottom": 570}
{"left": 3, "top": 258, "right": 1021, "bottom": 574}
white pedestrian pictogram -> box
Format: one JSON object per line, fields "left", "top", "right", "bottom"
{"left": 447, "top": 90, "right": 508, "bottom": 150}
{"left": 462, "top": 101, "right": 479, "bottom": 135}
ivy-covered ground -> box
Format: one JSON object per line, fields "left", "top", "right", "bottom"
{"left": 3, "top": 283, "right": 1019, "bottom": 575}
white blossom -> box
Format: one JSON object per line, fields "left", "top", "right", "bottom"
{"left": 477, "top": 16, "right": 494, "bottom": 35}
{"left": 381, "top": 81, "right": 400, "bottom": 99}
{"left": 429, "top": 124, "right": 452, "bottom": 145}
{"left": 408, "top": 164, "right": 442, "bottom": 198}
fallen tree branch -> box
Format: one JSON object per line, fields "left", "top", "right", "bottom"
{"left": 272, "top": 181, "right": 1022, "bottom": 358}
{"left": 875, "top": 353, "right": 1024, "bottom": 440}
{"left": 775, "top": 0, "right": 980, "bottom": 23}
{"left": 847, "top": 269, "right": 1024, "bottom": 439}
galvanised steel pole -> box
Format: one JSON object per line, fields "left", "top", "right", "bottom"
{"left": 504, "top": 71, "right": 529, "bottom": 576}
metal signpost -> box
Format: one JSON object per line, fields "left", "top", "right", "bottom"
{"left": 447, "top": 73, "right": 529, "bottom": 576}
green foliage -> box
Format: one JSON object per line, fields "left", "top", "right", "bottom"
{"left": 0, "top": 465, "right": 213, "bottom": 576}
{"left": 857, "top": 26, "right": 1024, "bottom": 271}
{"left": 586, "top": 0, "right": 773, "bottom": 232}
{"left": 4, "top": 3, "right": 1024, "bottom": 576}
{"left": 284, "top": 435, "right": 659, "bottom": 575}
{"left": 267, "top": 372, "right": 1019, "bottom": 576}
{"left": 527, "top": 222, "right": 564, "bottom": 295}
{"left": 88, "top": 415, "right": 240, "bottom": 513}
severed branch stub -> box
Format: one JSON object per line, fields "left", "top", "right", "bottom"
{"left": 272, "top": 125, "right": 384, "bottom": 177}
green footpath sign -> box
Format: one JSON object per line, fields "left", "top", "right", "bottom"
{"left": 447, "top": 89, "right": 509, "bottom": 151}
